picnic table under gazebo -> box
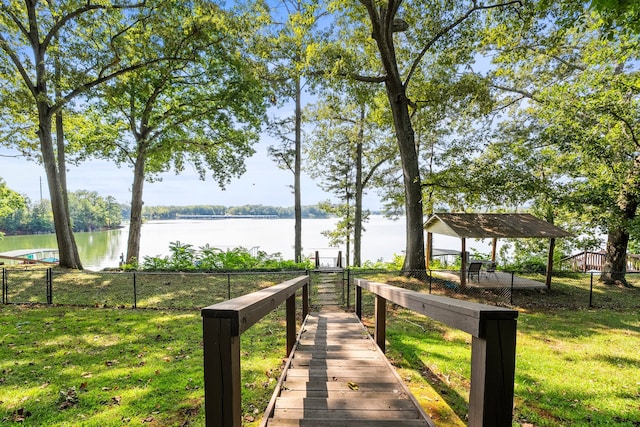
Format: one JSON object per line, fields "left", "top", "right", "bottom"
{"left": 424, "top": 213, "right": 572, "bottom": 288}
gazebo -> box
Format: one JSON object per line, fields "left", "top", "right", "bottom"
{"left": 424, "top": 213, "right": 572, "bottom": 288}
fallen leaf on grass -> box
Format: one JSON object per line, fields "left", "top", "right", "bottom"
{"left": 57, "top": 387, "right": 79, "bottom": 410}
{"left": 8, "top": 408, "right": 31, "bottom": 422}
{"left": 58, "top": 401, "right": 75, "bottom": 410}
{"left": 142, "top": 415, "right": 155, "bottom": 423}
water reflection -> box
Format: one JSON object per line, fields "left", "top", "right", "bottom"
{"left": 0, "top": 217, "right": 491, "bottom": 270}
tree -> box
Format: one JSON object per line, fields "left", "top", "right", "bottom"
{"left": 305, "top": 91, "right": 393, "bottom": 266}
{"left": 330, "top": 0, "right": 521, "bottom": 271}
{"left": 80, "top": 2, "right": 266, "bottom": 264}
{"left": 590, "top": 0, "right": 640, "bottom": 34}
{"left": 68, "top": 190, "right": 122, "bottom": 232}
{"left": 0, "top": 178, "right": 26, "bottom": 237}
{"left": 0, "top": 0, "right": 174, "bottom": 268}
{"left": 258, "top": 0, "right": 331, "bottom": 263}
{"left": 484, "top": 4, "right": 640, "bottom": 285}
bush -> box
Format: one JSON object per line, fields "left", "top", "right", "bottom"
{"left": 140, "top": 242, "right": 313, "bottom": 272}
{"left": 513, "top": 256, "right": 547, "bottom": 273}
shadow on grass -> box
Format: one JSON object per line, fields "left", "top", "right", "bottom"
{"left": 0, "top": 304, "right": 290, "bottom": 426}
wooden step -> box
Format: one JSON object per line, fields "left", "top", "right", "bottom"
{"left": 274, "top": 397, "right": 418, "bottom": 411}
{"left": 262, "top": 311, "right": 433, "bottom": 426}
{"left": 271, "top": 407, "right": 422, "bottom": 420}
{"left": 267, "top": 420, "right": 431, "bottom": 427}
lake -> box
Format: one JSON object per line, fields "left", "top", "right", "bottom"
{"left": 0, "top": 216, "right": 492, "bottom": 270}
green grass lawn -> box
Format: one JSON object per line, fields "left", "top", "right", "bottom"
{"left": 1, "top": 270, "right": 639, "bottom": 426}
{"left": 0, "top": 304, "right": 289, "bottom": 426}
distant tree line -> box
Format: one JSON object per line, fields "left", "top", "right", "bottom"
{"left": 0, "top": 179, "right": 331, "bottom": 236}
{"left": 0, "top": 182, "right": 124, "bottom": 235}
{"left": 142, "top": 204, "right": 330, "bottom": 220}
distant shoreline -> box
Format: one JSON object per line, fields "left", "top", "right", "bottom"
{"left": 175, "top": 214, "right": 280, "bottom": 219}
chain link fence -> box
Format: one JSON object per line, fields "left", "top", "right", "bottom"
{"left": 1, "top": 267, "right": 309, "bottom": 309}
{"left": 341, "top": 269, "right": 640, "bottom": 310}
{"left": 2, "top": 266, "right": 638, "bottom": 311}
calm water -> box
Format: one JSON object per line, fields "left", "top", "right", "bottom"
{"left": 0, "top": 216, "right": 491, "bottom": 270}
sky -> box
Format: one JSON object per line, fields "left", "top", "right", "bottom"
{"left": 0, "top": 137, "right": 383, "bottom": 209}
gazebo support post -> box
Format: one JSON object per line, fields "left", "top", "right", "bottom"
{"left": 460, "top": 237, "right": 467, "bottom": 289}
{"left": 491, "top": 238, "right": 498, "bottom": 263}
{"left": 545, "top": 238, "right": 555, "bottom": 290}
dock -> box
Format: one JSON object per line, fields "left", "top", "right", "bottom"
{"left": 261, "top": 273, "right": 432, "bottom": 426}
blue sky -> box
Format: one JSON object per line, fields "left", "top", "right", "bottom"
{"left": 0, "top": 137, "right": 383, "bottom": 209}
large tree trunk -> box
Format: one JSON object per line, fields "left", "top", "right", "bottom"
{"left": 294, "top": 76, "right": 303, "bottom": 263}
{"left": 38, "top": 105, "right": 83, "bottom": 269}
{"left": 600, "top": 228, "right": 630, "bottom": 286}
{"left": 365, "top": 3, "right": 425, "bottom": 272}
{"left": 384, "top": 80, "right": 425, "bottom": 272}
{"left": 126, "top": 153, "right": 146, "bottom": 264}
{"left": 33, "top": 30, "right": 82, "bottom": 269}
{"left": 600, "top": 189, "right": 638, "bottom": 285}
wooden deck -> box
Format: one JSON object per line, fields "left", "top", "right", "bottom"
{"left": 262, "top": 275, "right": 433, "bottom": 426}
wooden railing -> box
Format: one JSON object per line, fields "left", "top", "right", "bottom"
{"left": 355, "top": 278, "right": 518, "bottom": 427}
{"left": 201, "top": 275, "right": 310, "bottom": 427}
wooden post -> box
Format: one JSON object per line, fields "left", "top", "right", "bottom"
{"left": 315, "top": 250, "right": 320, "bottom": 269}
{"left": 546, "top": 238, "right": 555, "bottom": 289}
{"left": 286, "top": 294, "right": 296, "bottom": 355}
{"left": 355, "top": 284, "right": 362, "bottom": 319}
{"left": 491, "top": 237, "right": 498, "bottom": 262}
{"left": 468, "top": 318, "right": 517, "bottom": 427}
{"left": 202, "top": 317, "right": 241, "bottom": 427}
{"left": 374, "top": 295, "right": 386, "bottom": 353}
{"left": 337, "top": 250, "right": 342, "bottom": 268}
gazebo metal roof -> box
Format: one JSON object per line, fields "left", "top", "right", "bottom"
{"left": 424, "top": 213, "right": 571, "bottom": 239}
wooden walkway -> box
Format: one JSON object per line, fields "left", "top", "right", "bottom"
{"left": 262, "top": 274, "right": 433, "bottom": 426}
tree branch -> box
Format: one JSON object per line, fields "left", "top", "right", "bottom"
{"left": 2, "top": 4, "right": 30, "bottom": 39}
{"left": 0, "top": 33, "right": 36, "bottom": 96}
{"left": 362, "top": 156, "right": 391, "bottom": 188}
{"left": 404, "top": 0, "right": 522, "bottom": 88}
{"left": 55, "top": 57, "right": 186, "bottom": 115}
{"left": 42, "top": 1, "right": 147, "bottom": 52}
{"left": 490, "top": 82, "right": 542, "bottom": 103}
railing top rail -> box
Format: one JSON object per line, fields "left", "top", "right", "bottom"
{"left": 355, "top": 278, "right": 518, "bottom": 338}
{"left": 201, "top": 275, "right": 309, "bottom": 335}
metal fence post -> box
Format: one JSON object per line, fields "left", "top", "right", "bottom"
{"left": 355, "top": 282, "right": 362, "bottom": 320}
{"left": 306, "top": 269, "right": 311, "bottom": 308}
{"left": 589, "top": 272, "right": 594, "bottom": 308}
{"left": 429, "top": 270, "right": 432, "bottom": 294}
{"left": 346, "top": 269, "right": 351, "bottom": 308}
{"left": 133, "top": 273, "right": 137, "bottom": 309}
{"left": 46, "top": 268, "right": 53, "bottom": 304}
{"left": 510, "top": 271, "right": 515, "bottom": 305}
{"left": 2, "top": 268, "right": 6, "bottom": 304}
{"left": 227, "top": 274, "right": 231, "bottom": 300}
